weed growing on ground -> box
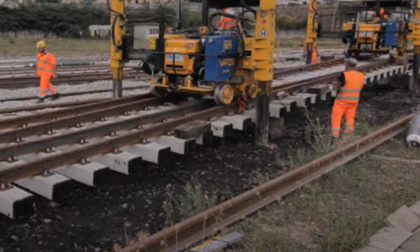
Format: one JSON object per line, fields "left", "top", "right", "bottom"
{"left": 228, "top": 115, "right": 420, "bottom": 251}
{"left": 162, "top": 180, "right": 217, "bottom": 226}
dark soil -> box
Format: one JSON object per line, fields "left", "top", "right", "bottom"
{"left": 1, "top": 79, "right": 419, "bottom": 252}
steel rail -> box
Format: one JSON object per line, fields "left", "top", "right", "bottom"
{"left": 0, "top": 70, "right": 141, "bottom": 89}
{"left": 0, "top": 99, "right": 107, "bottom": 114}
{"left": 273, "top": 58, "right": 344, "bottom": 77}
{"left": 117, "top": 113, "right": 413, "bottom": 252}
{"left": 0, "top": 94, "right": 153, "bottom": 129}
{"left": 0, "top": 86, "right": 147, "bottom": 103}
{"left": 0, "top": 100, "right": 212, "bottom": 164}
{"left": 0, "top": 103, "right": 234, "bottom": 184}
{"left": 0, "top": 97, "right": 162, "bottom": 143}
{"left": 0, "top": 65, "right": 112, "bottom": 75}
{"left": 272, "top": 59, "right": 391, "bottom": 94}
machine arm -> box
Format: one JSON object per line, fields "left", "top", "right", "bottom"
{"left": 305, "top": 0, "right": 318, "bottom": 64}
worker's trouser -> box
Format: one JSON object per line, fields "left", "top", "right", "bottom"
{"left": 331, "top": 99, "right": 358, "bottom": 138}
{"left": 311, "top": 51, "right": 317, "bottom": 63}
{"left": 38, "top": 73, "right": 56, "bottom": 98}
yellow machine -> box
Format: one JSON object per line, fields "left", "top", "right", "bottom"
{"left": 341, "top": 0, "right": 411, "bottom": 59}
{"left": 109, "top": 0, "right": 275, "bottom": 106}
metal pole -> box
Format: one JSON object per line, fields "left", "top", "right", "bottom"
{"left": 255, "top": 81, "right": 270, "bottom": 147}
{"left": 411, "top": 49, "right": 420, "bottom": 92}
{"left": 112, "top": 79, "right": 123, "bottom": 99}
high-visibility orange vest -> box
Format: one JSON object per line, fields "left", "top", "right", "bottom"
{"left": 36, "top": 52, "right": 56, "bottom": 76}
{"left": 337, "top": 71, "right": 365, "bottom": 103}
{"left": 220, "top": 9, "right": 240, "bottom": 29}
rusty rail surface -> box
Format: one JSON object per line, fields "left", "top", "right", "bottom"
{"left": 0, "top": 69, "right": 143, "bottom": 89}
{"left": 0, "top": 94, "right": 153, "bottom": 129}
{"left": 117, "top": 113, "right": 413, "bottom": 252}
{"left": 0, "top": 86, "right": 147, "bottom": 103}
{"left": 0, "top": 99, "right": 107, "bottom": 114}
{"left": 273, "top": 58, "right": 344, "bottom": 77}
{"left": 0, "top": 102, "right": 233, "bottom": 184}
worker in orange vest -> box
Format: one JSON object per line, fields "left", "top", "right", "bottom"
{"left": 331, "top": 58, "right": 365, "bottom": 138}
{"left": 220, "top": 8, "right": 241, "bottom": 30}
{"left": 36, "top": 40, "right": 59, "bottom": 103}
{"left": 303, "top": 41, "right": 318, "bottom": 63}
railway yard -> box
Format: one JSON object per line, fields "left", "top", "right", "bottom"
{"left": 2, "top": 0, "right": 420, "bottom": 250}
{"left": 0, "top": 48, "right": 419, "bottom": 252}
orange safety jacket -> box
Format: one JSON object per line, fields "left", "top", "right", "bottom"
{"left": 337, "top": 71, "right": 365, "bottom": 103}
{"left": 36, "top": 52, "right": 56, "bottom": 76}
{"left": 220, "top": 9, "right": 240, "bottom": 29}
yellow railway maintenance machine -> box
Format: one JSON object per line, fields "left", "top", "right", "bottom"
{"left": 341, "top": 0, "right": 412, "bottom": 59}
{"left": 109, "top": 0, "right": 276, "bottom": 147}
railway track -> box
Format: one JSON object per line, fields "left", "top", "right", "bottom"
{"left": 0, "top": 58, "right": 344, "bottom": 104}
{"left": 0, "top": 57, "right": 410, "bottom": 222}
{"left": 118, "top": 110, "right": 414, "bottom": 252}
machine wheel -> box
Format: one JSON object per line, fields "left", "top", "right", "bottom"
{"left": 214, "top": 84, "right": 234, "bottom": 105}
{"left": 389, "top": 48, "right": 399, "bottom": 60}
{"left": 149, "top": 85, "right": 167, "bottom": 97}
{"left": 247, "top": 84, "right": 257, "bottom": 99}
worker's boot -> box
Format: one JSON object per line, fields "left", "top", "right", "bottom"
{"left": 50, "top": 93, "right": 60, "bottom": 100}
{"left": 36, "top": 97, "right": 45, "bottom": 103}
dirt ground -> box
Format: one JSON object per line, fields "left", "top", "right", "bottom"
{"left": 0, "top": 76, "right": 419, "bottom": 252}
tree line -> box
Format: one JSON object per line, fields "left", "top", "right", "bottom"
{"left": 0, "top": 3, "right": 108, "bottom": 37}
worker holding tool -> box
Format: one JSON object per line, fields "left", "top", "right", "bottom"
{"left": 331, "top": 58, "right": 365, "bottom": 138}
{"left": 36, "top": 40, "right": 59, "bottom": 103}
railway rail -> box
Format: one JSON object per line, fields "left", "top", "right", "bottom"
{"left": 0, "top": 56, "right": 410, "bottom": 221}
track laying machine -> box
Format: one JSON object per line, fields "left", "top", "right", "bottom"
{"left": 109, "top": 0, "right": 275, "bottom": 106}
{"left": 341, "top": 0, "right": 412, "bottom": 59}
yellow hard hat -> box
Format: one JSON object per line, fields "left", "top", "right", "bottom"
{"left": 36, "top": 40, "right": 46, "bottom": 49}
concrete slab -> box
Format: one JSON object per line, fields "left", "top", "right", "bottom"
{"left": 357, "top": 246, "right": 389, "bottom": 252}
{"left": 219, "top": 115, "right": 252, "bottom": 131}
{"left": 124, "top": 142, "right": 170, "bottom": 164}
{"left": 242, "top": 109, "right": 256, "bottom": 123}
{"left": 273, "top": 97, "right": 297, "bottom": 112}
{"left": 195, "top": 131, "right": 213, "bottom": 146}
{"left": 151, "top": 135, "right": 195, "bottom": 155}
{"left": 386, "top": 205, "right": 420, "bottom": 232}
{"left": 0, "top": 186, "right": 34, "bottom": 219}
{"left": 398, "top": 227, "right": 420, "bottom": 252}
{"left": 211, "top": 120, "right": 234, "bottom": 138}
{"left": 92, "top": 151, "right": 142, "bottom": 175}
{"left": 175, "top": 120, "right": 211, "bottom": 139}
{"left": 55, "top": 161, "right": 109, "bottom": 186}
{"left": 409, "top": 201, "right": 420, "bottom": 219}
{"left": 15, "top": 173, "right": 72, "bottom": 200}
{"left": 294, "top": 93, "right": 319, "bottom": 105}
{"left": 367, "top": 227, "right": 412, "bottom": 252}
{"left": 190, "top": 232, "right": 243, "bottom": 252}
{"left": 269, "top": 103, "right": 286, "bottom": 118}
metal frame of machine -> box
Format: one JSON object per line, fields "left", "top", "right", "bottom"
{"left": 341, "top": 0, "right": 412, "bottom": 59}
{"left": 109, "top": 0, "right": 275, "bottom": 106}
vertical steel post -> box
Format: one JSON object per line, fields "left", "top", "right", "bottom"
{"left": 410, "top": 0, "right": 420, "bottom": 92}
{"left": 254, "top": 1, "right": 276, "bottom": 148}
{"left": 305, "top": 0, "right": 317, "bottom": 64}
{"left": 110, "top": 0, "right": 126, "bottom": 99}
